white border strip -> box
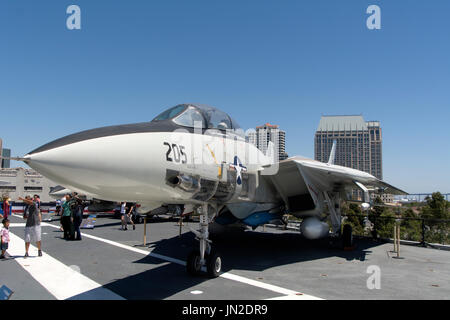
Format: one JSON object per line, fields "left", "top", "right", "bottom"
{"left": 7, "top": 231, "right": 124, "bottom": 300}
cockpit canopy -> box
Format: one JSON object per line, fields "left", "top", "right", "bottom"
{"left": 152, "top": 104, "right": 243, "bottom": 134}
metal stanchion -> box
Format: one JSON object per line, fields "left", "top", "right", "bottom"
{"left": 393, "top": 220, "right": 402, "bottom": 259}
{"left": 421, "top": 219, "right": 426, "bottom": 247}
{"left": 143, "top": 217, "right": 147, "bottom": 246}
{"left": 393, "top": 223, "right": 398, "bottom": 253}
{"left": 179, "top": 216, "right": 183, "bottom": 237}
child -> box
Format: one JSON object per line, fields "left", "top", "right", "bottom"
{"left": 1, "top": 218, "right": 10, "bottom": 259}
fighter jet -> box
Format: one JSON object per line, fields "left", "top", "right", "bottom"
{"left": 48, "top": 185, "right": 120, "bottom": 213}
{"left": 15, "top": 103, "right": 406, "bottom": 277}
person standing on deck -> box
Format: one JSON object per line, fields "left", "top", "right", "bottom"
{"left": 19, "top": 196, "right": 42, "bottom": 258}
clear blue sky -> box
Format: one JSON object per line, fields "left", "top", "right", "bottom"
{"left": 1, "top": 0, "right": 449, "bottom": 194}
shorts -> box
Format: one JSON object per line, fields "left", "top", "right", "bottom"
{"left": 25, "top": 225, "right": 42, "bottom": 243}
{"left": 1, "top": 242, "right": 8, "bottom": 251}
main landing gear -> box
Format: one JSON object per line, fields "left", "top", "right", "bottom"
{"left": 342, "top": 224, "right": 354, "bottom": 249}
{"left": 324, "top": 191, "right": 354, "bottom": 249}
{"left": 186, "top": 203, "right": 222, "bottom": 278}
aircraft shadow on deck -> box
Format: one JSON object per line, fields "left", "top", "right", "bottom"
{"left": 149, "top": 228, "right": 383, "bottom": 270}
{"left": 91, "top": 252, "right": 213, "bottom": 300}
{"left": 72, "top": 257, "right": 203, "bottom": 300}
{"left": 90, "top": 228, "right": 385, "bottom": 300}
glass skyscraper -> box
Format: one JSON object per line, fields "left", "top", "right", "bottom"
{"left": 315, "top": 115, "right": 382, "bottom": 179}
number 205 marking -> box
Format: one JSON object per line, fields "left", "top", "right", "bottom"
{"left": 163, "top": 142, "right": 187, "bottom": 164}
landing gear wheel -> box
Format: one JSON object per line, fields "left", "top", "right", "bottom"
{"left": 186, "top": 250, "right": 203, "bottom": 276}
{"left": 342, "top": 224, "right": 353, "bottom": 249}
{"left": 206, "top": 250, "right": 222, "bottom": 278}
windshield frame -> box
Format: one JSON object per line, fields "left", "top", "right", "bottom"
{"left": 152, "top": 104, "right": 188, "bottom": 122}
{"left": 150, "top": 104, "right": 245, "bottom": 138}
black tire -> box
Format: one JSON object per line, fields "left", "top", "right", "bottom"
{"left": 343, "top": 224, "right": 353, "bottom": 248}
{"left": 186, "top": 250, "right": 203, "bottom": 276}
{"left": 206, "top": 250, "right": 222, "bottom": 278}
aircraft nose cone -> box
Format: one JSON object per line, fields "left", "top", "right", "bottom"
{"left": 24, "top": 121, "right": 166, "bottom": 202}
{"left": 27, "top": 122, "right": 154, "bottom": 155}
{"left": 23, "top": 147, "right": 73, "bottom": 186}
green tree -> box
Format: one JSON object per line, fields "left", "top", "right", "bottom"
{"left": 421, "top": 192, "right": 450, "bottom": 244}
{"left": 421, "top": 192, "right": 449, "bottom": 220}
{"left": 377, "top": 210, "right": 396, "bottom": 239}
{"left": 400, "top": 209, "right": 422, "bottom": 242}
{"left": 368, "top": 196, "right": 387, "bottom": 239}
{"left": 342, "top": 203, "right": 365, "bottom": 236}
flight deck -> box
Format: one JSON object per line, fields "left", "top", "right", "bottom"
{"left": 2, "top": 213, "right": 449, "bottom": 300}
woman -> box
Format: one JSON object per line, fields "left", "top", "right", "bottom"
{"left": 1, "top": 196, "right": 10, "bottom": 219}
{"left": 120, "top": 202, "right": 127, "bottom": 230}
{"left": 72, "top": 197, "right": 84, "bottom": 240}
{"left": 126, "top": 203, "right": 136, "bottom": 231}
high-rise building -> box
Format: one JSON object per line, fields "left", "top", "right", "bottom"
{"left": 1, "top": 148, "right": 11, "bottom": 169}
{"left": 248, "top": 123, "right": 288, "bottom": 161}
{"left": 315, "top": 115, "right": 382, "bottom": 179}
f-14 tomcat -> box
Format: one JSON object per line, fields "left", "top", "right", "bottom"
{"left": 15, "top": 104, "right": 406, "bottom": 277}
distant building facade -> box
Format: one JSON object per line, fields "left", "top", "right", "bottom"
{"left": 248, "top": 123, "right": 288, "bottom": 161}
{"left": 315, "top": 115, "right": 382, "bottom": 179}
{"left": 0, "top": 167, "right": 58, "bottom": 202}
{"left": 371, "top": 192, "right": 394, "bottom": 204}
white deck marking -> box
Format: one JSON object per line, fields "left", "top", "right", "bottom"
{"left": 220, "top": 273, "right": 322, "bottom": 300}
{"left": 41, "top": 222, "right": 188, "bottom": 265}
{"left": 9, "top": 223, "right": 26, "bottom": 227}
{"left": 190, "top": 290, "right": 203, "bottom": 295}
{"left": 39, "top": 222, "right": 323, "bottom": 300}
{"left": 7, "top": 231, "right": 125, "bottom": 300}
{"left": 61, "top": 228, "right": 187, "bottom": 266}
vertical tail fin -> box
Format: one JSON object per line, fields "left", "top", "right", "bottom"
{"left": 327, "top": 140, "right": 337, "bottom": 165}
{"left": 266, "top": 141, "right": 275, "bottom": 162}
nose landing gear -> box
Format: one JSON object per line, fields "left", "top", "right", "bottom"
{"left": 187, "top": 249, "right": 222, "bottom": 278}
{"left": 186, "top": 203, "right": 222, "bottom": 278}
